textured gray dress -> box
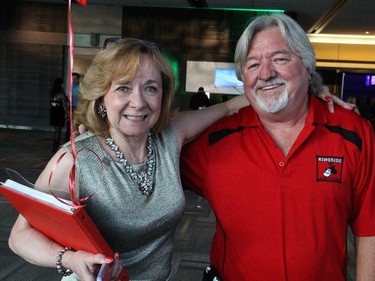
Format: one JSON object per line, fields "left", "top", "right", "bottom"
{"left": 61, "top": 125, "right": 185, "bottom": 281}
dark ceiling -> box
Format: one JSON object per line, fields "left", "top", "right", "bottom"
{"left": 83, "top": 0, "right": 375, "bottom": 35}
{"left": 34, "top": 0, "right": 375, "bottom": 35}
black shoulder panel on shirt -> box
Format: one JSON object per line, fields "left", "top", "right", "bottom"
{"left": 324, "top": 125, "right": 362, "bottom": 152}
{"left": 208, "top": 127, "right": 244, "bottom": 146}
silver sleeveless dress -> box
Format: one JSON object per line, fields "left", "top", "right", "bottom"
{"left": 61, "top": 125, "right": 185, "bottom": 281}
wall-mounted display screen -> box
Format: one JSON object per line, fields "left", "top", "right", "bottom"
{"left": 186, "top": 61, "right": 244, "bottom": 95}
{"left": 214, "top": 68, "right": 244, "bottom": 88}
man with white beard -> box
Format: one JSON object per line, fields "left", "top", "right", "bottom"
{"left": 181, "top": 13, "right": 375, "bottom": 281}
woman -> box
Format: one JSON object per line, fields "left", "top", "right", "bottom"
{"left": 8, "top": 38, "right": 352, "bottom": 281}
{"left": 8, "top": 38, "right": 249, "bottom": 281}
{"left": 49, "top": 77, "right": 69, "bottom": 153}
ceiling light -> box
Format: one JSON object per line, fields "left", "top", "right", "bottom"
{"left": 308, "top": 33, "right": 375, "bottom": 45}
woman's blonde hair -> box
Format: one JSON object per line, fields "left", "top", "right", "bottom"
{"left": 74, "top": 38, "right": 176, "bottom": 137}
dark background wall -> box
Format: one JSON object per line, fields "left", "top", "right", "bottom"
{"left": 121, "top": 7, "right": 264, "bottom": 108}
{"left": 0, "top": 2, "right": 359, "bottom": 130}
{"left": 0, "top": 1, "right": 67, "bottom": 129}
{"left": 0, "top": 2, "right": 268, "bottom": 129}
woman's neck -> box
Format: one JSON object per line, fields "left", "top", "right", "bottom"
{"left": 103, "top": 132, "right": 150, "bottom": 164}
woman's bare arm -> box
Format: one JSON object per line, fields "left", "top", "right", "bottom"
{"left": 8, "top": 149, "right": 113, "bottom": 280}
{"left": 170, "top": 94, "right": 249, "bottom": 150}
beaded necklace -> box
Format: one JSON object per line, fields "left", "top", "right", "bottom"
{"left": 105, "top": 133, "right": 155, "bottom": 196}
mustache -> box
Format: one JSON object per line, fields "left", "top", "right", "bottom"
{"left": 253, "top": 78, "right": 287, "bottom": 92}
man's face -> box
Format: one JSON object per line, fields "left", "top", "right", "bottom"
{"left": 241, "top": 27, "right": 310, "bottom": 115}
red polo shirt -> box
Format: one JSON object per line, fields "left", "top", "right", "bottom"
{"left": 181, "top": 96, "right": 375, "bottom": 281}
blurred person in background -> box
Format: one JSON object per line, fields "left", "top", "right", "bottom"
{"left": 49, "top": 77, "right": 69, "bottom": 153}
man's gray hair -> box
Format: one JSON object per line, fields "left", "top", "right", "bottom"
{"left": 234, "top": 13, "right": 323, "bottom": 95}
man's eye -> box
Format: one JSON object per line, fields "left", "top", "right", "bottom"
{"left": 245, "top": 62, "right": 260, "bottom": 70}
{"left": 272, "top": 57, "right": 291, "bottom": 65}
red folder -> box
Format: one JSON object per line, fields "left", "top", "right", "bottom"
{"left": 0, "top": 179, "right": 129, "bottom": 281}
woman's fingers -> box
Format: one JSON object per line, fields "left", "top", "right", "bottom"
{"left": 319, "top": 86, "right": 356, "bottom": 113}
{"left": 110, "top": 253, "right": 123, "bottom": 281}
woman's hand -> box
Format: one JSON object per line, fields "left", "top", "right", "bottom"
{"left": 318, "top": 86, "right": 356, "bottom": 113}
{"left": 63, "top": 250, "right": 115, "bottom": 281}
{"left": 110, "top": 253, "right": 124, "bottom": 280}
{"left": 96, "top": 253, "right": 124, "bottom": 281}
{"left": 73, "top": 124, "right": 88, "bottom": 138}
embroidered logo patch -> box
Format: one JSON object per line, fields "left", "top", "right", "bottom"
{"left": 316, "top": 156, "right": 344, "bottom": 183}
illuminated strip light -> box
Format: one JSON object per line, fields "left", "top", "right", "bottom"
{"left": 203, "top": 8, "right": 284, "bottom": 12}
{"left": 0, "top": 125, "right": 32, "bottom": 130}
{"left": 316, "top": 61, "right": 375, "bottom": 69}
{"left": 138, "top": 5, "right": 284, "bottom": 13}
{"left": 308, "top": 34, "right": 375, "bottom": 45}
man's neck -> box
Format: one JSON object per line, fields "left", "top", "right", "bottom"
{"left": 259, "top": 102, "right": 309, "bottom": 157}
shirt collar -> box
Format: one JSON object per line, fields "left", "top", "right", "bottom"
{"left": 306, "top": 96, "right": 328, "bottom": 125}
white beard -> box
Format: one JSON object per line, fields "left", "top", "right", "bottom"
{"left": 253, "top": 79, "right": 289, "bottom": 113}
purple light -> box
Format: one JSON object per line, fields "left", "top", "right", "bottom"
{"left": 366, "top": 75, "right": 370, "bottom": 86}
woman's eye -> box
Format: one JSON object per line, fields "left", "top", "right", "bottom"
{"left": 145, "top": 86, "right": 159, "bottom": 95}
{"left": 116, "top": 86, "right": 131, "bottom": 93}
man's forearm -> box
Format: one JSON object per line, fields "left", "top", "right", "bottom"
{"left": 355, "top": 235, "right": 375, "bottom": 280}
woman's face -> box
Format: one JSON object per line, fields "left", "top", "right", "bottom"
{"left": 104, "top": 55, "right": 163, "bottom": 139}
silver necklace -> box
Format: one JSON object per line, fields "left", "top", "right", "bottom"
{"left": 105, "top": 133, "right": 155, "bottom": 196}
